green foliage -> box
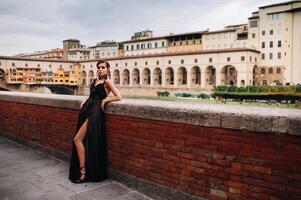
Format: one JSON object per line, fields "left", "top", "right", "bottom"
{"left": 295, "top": 85, "right": 301, "bottom": 93}
{"left": 247, "top": 86, "right": 258, "bottom": 93}
{"left": 277, "top": 86, "right": 289, "bottom": 93}
{"left": 227, "top": 86, "right": 238, "bottom": 92}
{"left": 182, "top": 93, "right": 192, "bottom": 97}
{"left": 212, "top": 85, "right": 301, "bottom": 102}
{"left": 157, "top": 91, "right": 170, "bottom": 97}
{"left": 215, "top": 86, "right": 228, "bottom": 92}
{"left": 174, "top": 92, "right": 211, "bottom": 99}
{"left": 237, "top": 87, "right": 248, "bottom": 93}
{"left": 197, "top": 93, "right": 211, "bottom": 99}
{"left": 258, "top": 86, "right": 270, "bottom": 93}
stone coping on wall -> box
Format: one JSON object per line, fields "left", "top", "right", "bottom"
{"left": 0, "top": 91, "right": 300, "bottom": 136}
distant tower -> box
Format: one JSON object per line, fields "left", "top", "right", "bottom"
{"left": 63, "top": 39, "right": 80, "bottom": 60}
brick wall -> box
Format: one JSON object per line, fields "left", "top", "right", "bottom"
{"left": 107, "top": 115, "right": 301, "bottom": 200}
{"left": 0, "top": 99, "right": 301, "bottom": 199}
{"left": 0, "top": 101, "right": 77, "bottom": 154}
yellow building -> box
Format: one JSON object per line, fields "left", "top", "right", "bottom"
{"left": 53, "top": 67, "right": 69, "bottom": 85}
{"left": 20, "top": 67, "right": 42, "bottom": 85}
{"left": 5, "top": 66, "right": 43, "bottom": 85}
{"left": 69, "top": 63, "right": 82, "bottom": 86}
{"left": 5, "top": 64, "right": 82, "bottom": 86}
{"left": 5, "top": 68, "right": 23, "bottom": 84}
{"left": 41, "top": 71, "right": 54, "bottom": 85}
{"left": 166, "top": 31, "right": 204, "bottom": 53}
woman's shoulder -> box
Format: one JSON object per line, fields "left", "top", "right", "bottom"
{"left": 104, "top": 78, "right": 113, "bottom": 85}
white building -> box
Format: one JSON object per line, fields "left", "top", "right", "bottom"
{"left": 90, "top": 41, "right": 122, "bottom": 59}
{"left": 123, "top": 31, "right": 168, "bottom": 57}
{"left": 68, "top": 47, "right": 91, "bottom": 61}
{"left": 256, "top": 0, "right": 301, "bottom": 85}
{"left": 202, "top": 24, "right": 249, "bottom": 50}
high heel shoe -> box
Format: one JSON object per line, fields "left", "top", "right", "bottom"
{"left": 75, "top": 167, "right": 86, "bottom": 183}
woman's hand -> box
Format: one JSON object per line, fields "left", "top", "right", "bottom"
{"left": 101, "top": 99, "right": 107, "bottom": 112}
{"left": 80, "top": 100, "right": 85, "bottom": 109}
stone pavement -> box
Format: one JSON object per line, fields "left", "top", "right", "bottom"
{"left": 0, "top": 135, "right": 153, "bottom": 200}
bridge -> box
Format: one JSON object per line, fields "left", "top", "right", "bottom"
{"left": 43, "top": 84, "right": 77, "bottom": 95}
{"left": 0, "top": 82, "right": 9, "bottom": 91}
{"left": 0, "top": 80, "right": 79, "bottom": 95}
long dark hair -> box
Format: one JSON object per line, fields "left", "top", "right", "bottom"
{"left": 90, "top": 60, "right": 110, "bottom": 88}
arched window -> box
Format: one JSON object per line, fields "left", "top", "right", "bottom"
{"left": 261, "top": 68, "right": 265, "bottom": 74}
{"left": 269, "top": 67, "right": 273, "bottom": 74}
{"left": 276, "top": 68, "right": 281, "bottom": 74}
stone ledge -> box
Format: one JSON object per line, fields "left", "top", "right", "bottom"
{"left": 1, "top": 91, "right": 301, "bottom": 135}
{"left": 0, "top": 91, "right": 84, "bottom": 110}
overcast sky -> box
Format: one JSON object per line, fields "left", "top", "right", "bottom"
{"left": 0, "top": 0, "right": 285, "bottom": 56}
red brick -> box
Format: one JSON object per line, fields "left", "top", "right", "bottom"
{"left": 209, "top": 158, "right": 231, "bottom": 167}
{"left": 225, "top": 181, "right": 248, "bottom": 190}
{"left": 288, "top": 173, "right": 301, "bottom": 181}
{"left": 230, "top": 175, "right": 242, "bottom": 182}
{"left": 243, "top": 177, "right": 270, "bottom": 188}
{"left": 244, "top": 164, "right": 271, "bottom": 174}
{"left": 176, "top": 152, "right": 195, "bottom": 160}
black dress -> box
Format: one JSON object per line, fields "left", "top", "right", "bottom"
{"left": 69, "top": 80, "right": 108, "bottom": 183}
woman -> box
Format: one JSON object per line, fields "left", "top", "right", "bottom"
{"left": 69, "top": 60, "right": 122, "bottom": 183}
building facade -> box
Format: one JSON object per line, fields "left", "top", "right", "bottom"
{"left": 1, "top": 1, "right": 300, "bottom": 95}
{"left": 14, "top": 48, "right": 64, "bottom": 60}
{"left": 256, "top": 1, "right": 301, "bottom": 85}
{"left": 90, "top": 41, "right": 123, "bottom": 59}
{"left": 68, "top": 47, "right": 91, "bottom": 60}
{"left": 63, "top": 39, "right": 80, "bottom": 60}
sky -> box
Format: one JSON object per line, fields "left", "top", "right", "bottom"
{"left": 0, "top": 0, "right": 286, "bottom": 56}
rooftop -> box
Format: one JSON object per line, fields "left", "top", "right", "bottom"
{"left": 259, "top": 0, "right": 301, "bottom": 9}
{"left": 0, "top": 55, "right": 73, "bottom": 63}
{"left": 63, "top": 39, "right": 80, "bottom": 42}
{"left": 122, "top": 30, "right": 207, "bottom": 44}
{"left": 202, "top": 28, "right": 237, "bottom": 35}
{"left": 68, "top": 48, "right": 91, "bottom": 52}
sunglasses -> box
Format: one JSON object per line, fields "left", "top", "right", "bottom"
{"left": 97, "top": 66, "right": 106, "bottom": 69}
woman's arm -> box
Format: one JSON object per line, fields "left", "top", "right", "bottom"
{"left": 101, "top": 79, "right": 122, "bottom": 111}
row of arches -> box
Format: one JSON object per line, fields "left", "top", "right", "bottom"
{"left": 77, "top": 65, "right": 245, "bottom": 87}
{"left": 80, "top": 70, "right": 95, "bottom": 85}
{"left": 108, "top": 65, "right": 239, "bottom": 87}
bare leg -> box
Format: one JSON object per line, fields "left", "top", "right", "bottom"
{"left": 73, "top": 119, "right": 89, "bottom": 180}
